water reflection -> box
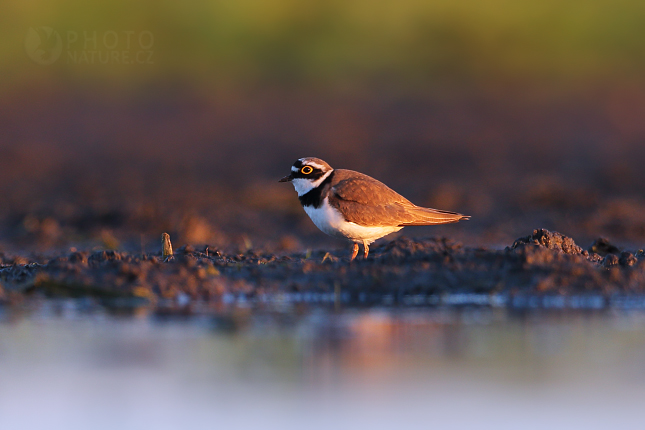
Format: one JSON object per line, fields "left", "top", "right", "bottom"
{"left": 1, "top": 302, "right": 645, "bottom": 429}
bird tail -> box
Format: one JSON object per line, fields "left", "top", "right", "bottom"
{"left": 398, "top": 206, "right": 470, "bottom": 226}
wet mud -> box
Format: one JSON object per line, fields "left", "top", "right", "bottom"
{"left": 1, "top": 229, "right": 644, "bottom": 311}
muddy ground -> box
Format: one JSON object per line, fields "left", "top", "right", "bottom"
{"left": 1, "top": 229, "right": 644, "bottom": 311}
{"left": 2, "top": 90, "right": 645, "bottom": 308}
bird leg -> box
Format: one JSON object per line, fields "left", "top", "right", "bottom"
{"left": 350, "top": 243, "right": 359, "bottom": 261}
{"left": 363, "top": 241, "right": 370, "bottom": 259}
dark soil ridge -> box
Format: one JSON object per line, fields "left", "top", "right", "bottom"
{"left": 1, "top": 229, "right": 644, "bottom": 309}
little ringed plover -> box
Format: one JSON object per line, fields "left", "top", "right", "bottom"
{"left": 280, "top": 157, "right": 470, "bottom": 260}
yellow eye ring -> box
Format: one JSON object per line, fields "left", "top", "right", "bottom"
{"left": 301, "top": 166, "right": 313, "bottom": 174}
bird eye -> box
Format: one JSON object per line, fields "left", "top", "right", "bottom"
{"left": 301, "top": 166, "right": 313, "bottom": 174}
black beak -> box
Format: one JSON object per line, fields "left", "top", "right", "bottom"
{"left": 279, "top": 173, "right": 293, "bottom": 182}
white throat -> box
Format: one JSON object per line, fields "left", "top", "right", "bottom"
{"left": 292, "top": 169, "right": 333, "bottom": 196}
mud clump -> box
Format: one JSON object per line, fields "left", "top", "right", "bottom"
{"left": 603, "top": 254, "right": 619, "bottom": 268}
{"left": 0, "top": 229, "right": 644, "bottom": 309}
{"left": 620, "top": 252, "right": 638, "bottom": 267}
{"left": 511, "top": 229, "right": 584, "bottom": 255}
{"left": 589, "top": 238, "right": 621, "bottom": 257}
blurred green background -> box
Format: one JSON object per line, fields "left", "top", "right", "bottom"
{"left": 3, "top": 0, "right": 645, "bottom": 94}
{"left": 1, "top": 0, "right": 645, "bottom": 253}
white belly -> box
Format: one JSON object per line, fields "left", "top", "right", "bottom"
{"left": 303, "top": 197, "right": 403, "bottom": 244}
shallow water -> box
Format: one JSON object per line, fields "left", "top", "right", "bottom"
{"left": 1, "top": 303, "right": 645, "bottom": 430}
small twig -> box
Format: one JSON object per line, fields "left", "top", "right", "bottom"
{"left": 321, "top": 252, "right": 331, "bottom": 263}
{"left": 321, "top": 252, "right": 337, "bottom": 264}
{"left": 161, "top": 233, "right": 174, "bottom": 261}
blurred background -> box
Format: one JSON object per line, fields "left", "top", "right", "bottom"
{"left": 2, "top": 0, "right": 645, "bottom": 254}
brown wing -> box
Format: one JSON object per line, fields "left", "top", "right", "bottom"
{"left": 329, "top": 169, "right": 469, "bottom": 227}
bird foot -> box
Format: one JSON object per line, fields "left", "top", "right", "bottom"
{"left": 350, "top": 243, "right": 359, "bottom": 261}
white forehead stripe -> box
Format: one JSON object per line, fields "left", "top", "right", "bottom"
{"left": 298, "top": 158, "right": 327, "bottom": 170}
{"left": 291, "top": 166, "right": 299, "bottom": 172}
{"left": 304, "top": 161, "right": 326, "bottom": 170}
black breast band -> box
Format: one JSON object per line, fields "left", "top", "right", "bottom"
{"left": 298, "top": 171, "right": 335, "bottom": 208}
